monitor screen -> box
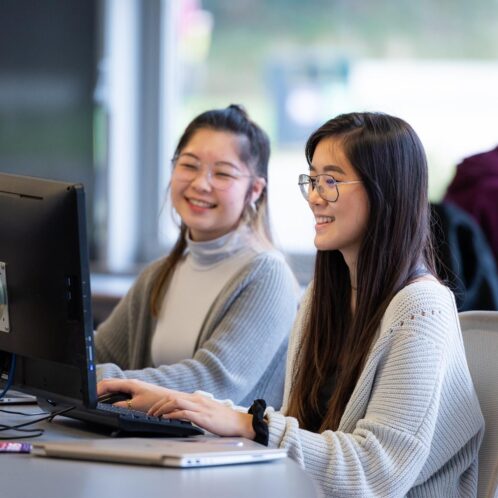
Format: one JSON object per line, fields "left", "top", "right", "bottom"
{"left": 0, "top": 172, "right": 96, "bottom": 406}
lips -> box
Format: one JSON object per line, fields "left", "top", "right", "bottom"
{"left": 315, "top": 215, "right": 335, "bottom": 224}
{"left": 186, "top": 197, "right": 216, "bottom": 208}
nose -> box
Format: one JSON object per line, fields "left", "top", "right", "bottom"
{"left": 190, "top": 168, "right": 212, "bottom": 191}
{"left": 308, "top": 185, "right": 326, "bottom": 205}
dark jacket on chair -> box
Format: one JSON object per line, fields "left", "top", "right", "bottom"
{"left": 444, "top": 146, "right": 498, "bottom": 264}
{"left": 431, "top": 202, "right": 498, "bottom": 311}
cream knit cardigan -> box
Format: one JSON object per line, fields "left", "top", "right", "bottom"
{"left": 264, "top": 280, "right": 484, "bottom": 497}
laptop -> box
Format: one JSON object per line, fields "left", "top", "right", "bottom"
{"left": 32, "top": 436, "right": 287, "bottom": 468}
{"left": 0, "top": 173, "right": 202, "bottom": 437}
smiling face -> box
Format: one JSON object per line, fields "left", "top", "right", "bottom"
{"left": 308, "top": 136, "right": 370, "bottom": 264}
{"left": 171, "top": 128, "right": 265, "bottom": 242}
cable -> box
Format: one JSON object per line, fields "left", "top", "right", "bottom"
{"left": 0, "top": 405, "right": 75, "bottom": 440}
{"left": 0, "top": 428, "right": 44, "bottom": 440}
{"left": 0, "top": 353, "right": 16, "bottom": 400}
{"left": 0, "top": 355, "right": 76, "bottom": 440}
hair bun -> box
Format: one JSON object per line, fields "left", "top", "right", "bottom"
{"left": 227, "top": 104, "right": 248, "bottom": 117}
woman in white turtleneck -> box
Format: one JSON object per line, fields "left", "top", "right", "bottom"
{"left": 152, "top": 224, "right": 261, "bottom": 366}
{"left": 95, "top": 105, "right": 299, "bottom": 408}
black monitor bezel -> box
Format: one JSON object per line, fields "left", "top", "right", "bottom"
{"left": 0, "top": 173, "right": 97, "bottom": 408}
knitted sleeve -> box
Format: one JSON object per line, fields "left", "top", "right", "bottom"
{"left": 97, "top": 254, "right": 299, "bottom": 405}
{"left": 265, "top": 284, "right": 465, "bottom": 497}
{"left": 94, "top": 259, "right": 163, "bottom": 367}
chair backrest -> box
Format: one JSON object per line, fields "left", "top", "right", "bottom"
{"left": 459, "top": 311, "right": 498, "bottom": 498}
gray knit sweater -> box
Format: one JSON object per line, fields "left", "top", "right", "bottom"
{"left": 95, "top": 251, "right": 299, "bottom": 408}
{"left": 263, "top": 280, "right": 484, "bottom": 497}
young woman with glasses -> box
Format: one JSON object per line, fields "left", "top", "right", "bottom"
{"left": 95, "top": 104, "right": 299, "bottom": 408}
{"left": 98, "top": 112, "right": 483, "bottom": 497}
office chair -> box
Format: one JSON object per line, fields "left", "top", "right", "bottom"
{"left": 459, "top": 311, "right": 498, "bottom": 498}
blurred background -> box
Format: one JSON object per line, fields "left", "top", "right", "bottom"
{"left": 1, "top": 0, "right": 498, "bottom": 293}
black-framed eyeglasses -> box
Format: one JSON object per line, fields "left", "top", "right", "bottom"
{"left": 298, "top": 173, "right": 362, "bottom": 202}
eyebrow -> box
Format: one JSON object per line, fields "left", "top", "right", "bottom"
{"left": 178, "top": 152, "right": 200, "bottom": 161}
{"left": 178, "top": 153, "right": 241, "bottom": 171}
{"left": 309, "top": 164, "right": 346, "bottom": 175}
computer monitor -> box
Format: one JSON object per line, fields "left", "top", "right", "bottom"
{"left": 0, "top": 172, "right": 96, "bottom": 407}
{"left": 0, "top": 173, "right": 203, "bottom": 436}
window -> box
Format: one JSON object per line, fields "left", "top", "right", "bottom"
{"left": 176, "top": 0, "right": 498, "bottom": 282}
{"left": 3, "top": 0, "right": 498, "bottom": 287}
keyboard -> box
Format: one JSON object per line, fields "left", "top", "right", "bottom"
{"left": 37, "top": 397, "right": 204, "bottom": 437}
{"left": 94, "top": 402, "right": 204, "bottom": 436}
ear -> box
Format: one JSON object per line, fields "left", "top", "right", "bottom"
{"left": 250, "top": 177, "right": 266, "bottom": 204}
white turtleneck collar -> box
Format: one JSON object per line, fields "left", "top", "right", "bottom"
{"left": 185, "top": 223, "right": 258, "bottom": 268}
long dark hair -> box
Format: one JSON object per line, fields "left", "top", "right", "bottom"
{"left": 286, "top": 112, "right": 437, "bottom": 432}
{"left": 150, "top": 104, "right": 272, "bottom": 316}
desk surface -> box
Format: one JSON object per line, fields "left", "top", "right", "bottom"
{"left": 1, "top": 405, "right": 320, "bottom": 498}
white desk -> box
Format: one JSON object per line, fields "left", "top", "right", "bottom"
{"left": 1, "top": 405, "right": 320, "bottom": 498}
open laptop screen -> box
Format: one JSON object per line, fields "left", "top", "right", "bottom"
{"left": 0, "top": 173, "right": 96, "bottom": 407}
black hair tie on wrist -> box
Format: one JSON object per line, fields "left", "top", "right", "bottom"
{"left": 248, "top": 399, "right": 269, "bottom": 446}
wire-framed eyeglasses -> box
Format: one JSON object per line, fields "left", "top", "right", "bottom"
{"left": 298, "top": 173, "right": 362, "bottom": 202}
{"left": 172, "top": 156, "right": 252, "bottom": 191}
